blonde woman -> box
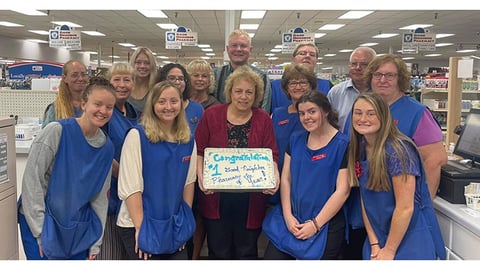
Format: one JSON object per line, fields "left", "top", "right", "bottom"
{"left": 128, "top": 47, "right": 158, "bottom": 113}
{"left": 42, "top": 59, "right": 88, "bottom": 127}
{"left": 186, "top": 59, "right": 220, "bottom": 110}
{"left": 117, "top": 81, "right": 196, "bottom": 260}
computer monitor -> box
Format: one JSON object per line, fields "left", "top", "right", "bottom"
{"left": 454, "top": 108, "right": 480, "bottom": 166}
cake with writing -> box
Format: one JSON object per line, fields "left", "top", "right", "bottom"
{"left": 202, "top": 147, "right": 275, "bottom": 191}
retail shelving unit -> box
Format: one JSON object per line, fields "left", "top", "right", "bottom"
{"left": 420, "top": 57, "right": 479, "bottom": 146}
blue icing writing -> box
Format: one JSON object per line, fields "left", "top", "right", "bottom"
{"left": 224, "top": 166, "right": 239, "bottom": 173}
{"left": 211, "top": 175, "right": 241, "bottom": 184}
{"left": 242, "top": 164, "right": 266, "bottom": 174}
{"left": 243, "top": 174, "right": 267, "bottom": 185}
{"left": 213, "top": 152, "right": 270, "bottom": 164}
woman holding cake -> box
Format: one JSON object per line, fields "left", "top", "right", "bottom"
{"left": 195, "top": 66, "right": 280, "bottom": 259}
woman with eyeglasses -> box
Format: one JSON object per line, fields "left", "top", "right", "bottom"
{"left": 42, "top": 59, "right": 89, "bottom": 128}
{"left": 129, "top": 47, "right": 158, "bottom": 113}
{"left": 347, "top": 92, "right": 445, "bottom": 260}
{"left": 262, "top": 90, "right": 350, "bottom": 260}
{"left": 366, "top": 54, "right": 447, "bottom": 200}
{"left": 157, "top": 63, "right": 204, "bottom": 136}
{"left": 268, "top": 63, "right": 317, "bottom": 206}
{"left": 195, "top": 66, "right": 280, "bottom": 259}
{"left": 18, "top": 79, "right": 116, "bottom": 260}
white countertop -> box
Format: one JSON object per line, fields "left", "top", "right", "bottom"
{"left": 433, "top": 196, "right": 480, "bottom": 236}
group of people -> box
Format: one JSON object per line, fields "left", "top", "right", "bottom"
{"left": 17, "top": 28, "right": 448, "bottom": 261}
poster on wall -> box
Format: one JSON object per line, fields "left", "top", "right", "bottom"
{"left": 7, "top": 62, "right": 63, "bottom": 80}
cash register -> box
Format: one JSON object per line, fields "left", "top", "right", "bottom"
{"left": 438, "top": 108, "right": 480, "bottom": 204}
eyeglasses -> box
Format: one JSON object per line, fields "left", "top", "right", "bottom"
{"left": 288, "top": 80, "right": 309, "bottom": 88}
{"left": 350, "top": 62, "right": 369, "bottom": 69}
{"left": 296, "top": 51, "right": 317, "bottom": 57}
{"left": 70, "top": 72, "right": 89, "bottom": 79}
{"left": 372, "top": 72, "right": 398, "bottom": 81}
{"left": 167, "top": 76, "right": 185, "bottom": 82}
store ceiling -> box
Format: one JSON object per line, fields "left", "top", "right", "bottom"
{"left": 0, "top": 9, "right": 479, "bottom": 68}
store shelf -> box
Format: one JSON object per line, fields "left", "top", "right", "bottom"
{"left": 420, "top": 61, "right": 479, "bottom": 146}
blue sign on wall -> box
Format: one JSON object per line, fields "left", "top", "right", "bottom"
{"left": 8, "top": 62, "right": 63, "bottom": 80}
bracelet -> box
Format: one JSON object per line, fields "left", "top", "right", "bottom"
{"left": 370, "top": 242, "right": 380, "bottom": 247}
{"left": 311, "top": 218, "right": 320, "bottom": 232}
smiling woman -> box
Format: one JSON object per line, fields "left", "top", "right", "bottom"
{"left": 194, "top": 65, "right": 280, "bottom": 259}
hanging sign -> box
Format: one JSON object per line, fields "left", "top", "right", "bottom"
{"left": 282, "top": 27, "right": 315, "bottom": 55}
{"left": 402, "top": 28, "right": 436, "bottom": 54}
{"left": 165, "top": 26, "right": 198, "bottom": 49}
{"left": 49, "top": 25, "right": 82, "bottom": 50}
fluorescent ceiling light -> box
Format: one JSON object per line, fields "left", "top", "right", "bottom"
{"left": 197, "top": 44, "right": 210, "bottom": 48}
{"left": 339, "top": 49, "right": 353, "bottom": 53}
{"left": 11, "top": 9, "right": 47, "bottom": 16}
{"left": 324, "top": 54, "right": 336, "bottom": 57}
{"left": 137, "top": 10, "right": 167, "bottom": 18}
{"left": 359, "top": 42, "right": 378, "bottom": 46}
{"left": 241, "top": 11, "right": 266, "bottom": 19}
{"left": 373, "top": 33, "right": 399, "bottom": 38}
{"left": 456, "top": 49, "right": 477, "bottom": 53}
{"left": 265, "top": 53, "right": 275, "bottom": 57}
{"left": 399, "top": 24, "right": 433, "bottom": 30}
{"left": 51, "top": 21, "right": 82, "bottom": 28}
{"left": 270, "top": 49, "right": 282, "bottom": 52}
{"left": 274, "top": 45, "right": 283, "bottom": 49}
{"left": 315, "top": 33, "right": 327, "bottom": 38}
{"left": 201, "top": 56, "right": 210, "bottom": 60}
{"left": 157, "top": 23, "right": 177, "bottom": 30}
{"left": 436, "top": 33, "right": 455, "bottom": 39}
{"left": 436, "top": 43, "right": 453, "bottom": 47}
{"left": 318, "top": 24, "right": 345, "bottom": 30}
{"left": 268, "top": 57, "right": 279, "bottom": 60}
{"left": 157, "top": 56, "right": 169, "bottom": 59}
{"left": 118, "top": 43, "right": 136, "bottom": 47}
{"left": 0, "top": 21, "right": 23, "bottom": 27}
{"left": 82, "top": 31, "right": 105, "bottom": 36}
{"left": 425, "top": 54, "right": 442, "bottom": 57}
{"left": 26, "top": 39, "right": 48, "bottom": 43}
{"left": 240, "top": 24, "right": 259, "bottom": 30}
{"left": 321, "top": 67, "right": 333, "bottom": 70}
{"left": 248, "top": 33, "right": 255, "bottom": 38}
{"left": 402, "top": 57, "right": 415, "bottom": 60}
{"left": 338, "top": 11, "right": 373, "bottom": 19}
{"left": 206, "top": 53, "right": 215, "bottom": 56}
{"left": 28, "top": 30, "right": 49, "bottom": 35}
{"left": 201, "top": 48, "right": 213, "bottom": 52}
{"left": 83, "top": 51, "right": 98, "bottom": 55}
